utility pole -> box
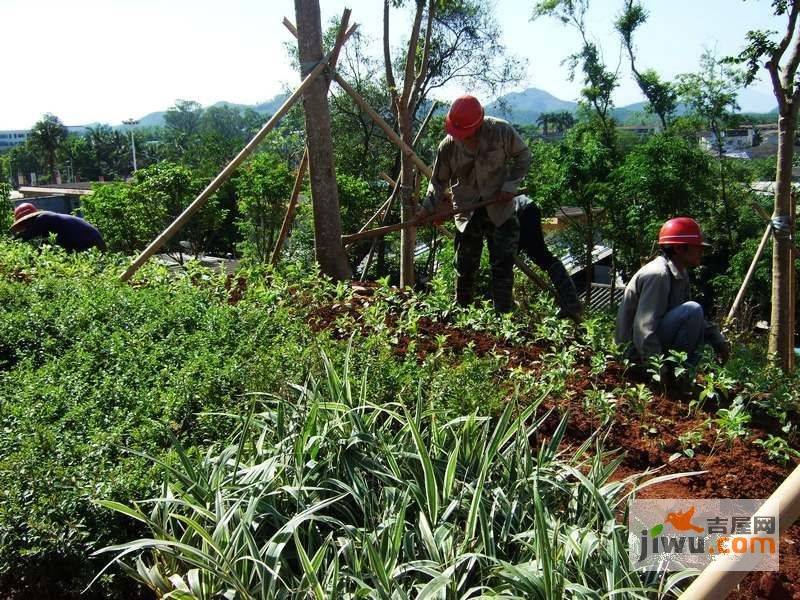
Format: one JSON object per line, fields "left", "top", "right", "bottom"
{"left": 122, "top": 118, "right": 139, "bottom": 173}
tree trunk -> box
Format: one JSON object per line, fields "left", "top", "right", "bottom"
{"left": 769, "top": 107, "right": 797, "bottom": 369}
{"left": 398, "top": 109, "right": 416, "bottom": 288}
{"left": 294, "top": 0, "right": 352, "bottom": 280}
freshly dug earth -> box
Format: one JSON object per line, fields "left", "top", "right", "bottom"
{"left": 309, "top": 284, "right": 800, "bottom": 599}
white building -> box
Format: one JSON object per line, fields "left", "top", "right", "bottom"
{"left": 699, "top": 126, "right": 756, "bottom": 154}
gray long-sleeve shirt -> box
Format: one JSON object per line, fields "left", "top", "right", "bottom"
{"left": 615, "top": 255, "right": 726, "bottom": 359}
{"left": 424, "top": 117, "right": 531, "bottom": 232}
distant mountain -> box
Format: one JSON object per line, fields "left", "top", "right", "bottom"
{"left": 488, "top": 88, "right": 577, "bottom": 123}
{"left": 487, "top": 89, "right": 656, "bottom": 126}
{"left": 129, "top": 94, "right": 290, "bottom": 129}
{"left": 55, "top": 86, "right": 777, "bottom": 133}
{"left": 487, "top": 87, "right": 776, "bottom": 127}
{"left": 136, "top": 111, "right": 167, "bottom": 128}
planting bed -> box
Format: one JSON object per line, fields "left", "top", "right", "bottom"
{"left": 309, "top": 282, "right": 800, "bottom": 599}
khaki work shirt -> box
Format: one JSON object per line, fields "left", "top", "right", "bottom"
{"left": 615, "top": 255, "right": 726, "bottom": 359}
{"left": 424, "top": 117, "right": 531, "bottom": 232}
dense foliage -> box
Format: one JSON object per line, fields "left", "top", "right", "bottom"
{"left": 0, "top": 241, "right": 797, "bottom": 597}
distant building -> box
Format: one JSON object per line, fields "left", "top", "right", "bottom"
{"left": 699, "top": 126, "right": 756, "bottom": 154}
{"left": 0, "top": 130, "right": 30, "bottom": 151}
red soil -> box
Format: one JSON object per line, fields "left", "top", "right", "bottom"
{"left": 308, "top": 283, "right": 800, "bottom": 599}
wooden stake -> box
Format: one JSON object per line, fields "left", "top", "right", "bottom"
{"left": 343, "top": 196, "right": 503, "bottom": 245}
{"left": 358, "top": 101, "right": 438, "bottom": 279}
{"left": 270, "top": 150, "right": 309, "bottom": 265}
{"left": 119, "top": 60, "right": 331, "bottom": 282}
{"left": 333, "top": 73, "right": 433, "bottom": 179}
{"left": 726, "top": 223, "right": 772, "bottom": 323}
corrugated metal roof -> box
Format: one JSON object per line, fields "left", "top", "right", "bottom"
{"left": 561, "top": 244, "right": 614, "bottom": 276}
{"left": 580, "top": 283, "right": 625, "bottom": 310}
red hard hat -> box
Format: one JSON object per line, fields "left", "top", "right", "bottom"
{"left": 11, "top": 202, "right": 40, "bottom": 231}
{"left": 445, "top": 95, "right": 484, "bottom": 139}
{"left": 658, "top": 217, "right": 710, "bottom": 247}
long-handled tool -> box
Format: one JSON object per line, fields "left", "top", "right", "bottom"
{"left": 342, "top": 196, "right": 507, "bottom": 246}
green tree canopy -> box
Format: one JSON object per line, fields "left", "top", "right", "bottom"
{"left": 28, "top": 114, "right": 67, "bottom": 183}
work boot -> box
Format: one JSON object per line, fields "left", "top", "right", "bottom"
{"left": 455, "top": 277, "right": 475, "bottom": 307}
{"left": 546, "top": 261, "right": 582, "bottom": 321}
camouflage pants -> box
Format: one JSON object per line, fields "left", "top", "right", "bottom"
{"left": 454, "top": 206, "right": 519, "bottom": 313}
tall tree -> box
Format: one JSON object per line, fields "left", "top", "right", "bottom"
{"left": 384, "top": 0, "right": 523, "bottom": 286}
{"left": 532, "top": 0, "right": 618, "bottom": 145}
{"left": 384, "top": 0, "right": 433, "bottom": 287}
{"left": 730, "top": 0, "right": 800, "bottom": 370}
{"left": 295, "top": 0, "right": 352, "bottom": 280}
{"left": 615, "top": 0, "right": 677, "bottom": 129}
{"left": 676, "top": 50, "right": 744, "bottom": 249}
{"left": 29, "top": 114, "right": 67, "bottom": 183}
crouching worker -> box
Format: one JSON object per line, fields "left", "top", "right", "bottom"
{"left": 421, "top": 94, "right": 530, "bottom": 313}
{"left": 515, "top": 196, "right": 582, "bottom": 320}
{"left": 615, "top": 217, "right": 730, "bottom": 368}
{"left": 10, "top": 203, "right": 106, "bottom": 252}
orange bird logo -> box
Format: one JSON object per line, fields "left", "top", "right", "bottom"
{"left": 665, "top": 506, "right": 704, "bottom": 533}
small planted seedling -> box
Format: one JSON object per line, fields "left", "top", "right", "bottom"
{"left": 754, "top": 435, "right": 800, "bottom": 465}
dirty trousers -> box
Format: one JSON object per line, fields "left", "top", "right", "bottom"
{"left": 454, "top": 206, "right": 519, "bottom": 313}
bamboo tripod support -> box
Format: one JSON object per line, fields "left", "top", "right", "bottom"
{"left": 726, "top": 198, "right": 798, "bottom": 371}
{"left": 118, "top": 17, "right": 357, "bottom": 282}
{"left": 322, "top": 69, "right": 550, "bottom": 291}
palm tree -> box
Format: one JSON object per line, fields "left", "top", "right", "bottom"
{"left": 536, "top": 112, "right": 552, "bottom": 136}
{"left": 29, "top": 114, "right": 68, "bottom": 183}
{"left": 553, "top": 110, "right": 575, "bottom": 133}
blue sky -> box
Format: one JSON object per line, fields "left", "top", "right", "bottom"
{"left": 0, "top": 0, "right": 788, "bottom": 129}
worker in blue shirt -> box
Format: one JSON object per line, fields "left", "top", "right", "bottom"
{"left": 10, "top": 203, "right": 105, "bottom": 252}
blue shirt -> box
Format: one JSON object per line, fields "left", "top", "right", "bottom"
{"left": 18, "top": 212, "right": 105, "bottom": 252}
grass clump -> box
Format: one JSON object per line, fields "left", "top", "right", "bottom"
{"left": 93, "top": 345, "right": 690, "bottom": 599}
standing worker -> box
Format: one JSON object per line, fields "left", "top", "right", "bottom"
{"left": 422, "top": 95, "right": 529, "bottom": 313}
{"left": 615, "top": 217, "right": 730, "bottom": 367}
{"left": 515, "top": 196, "right": 582, "bottom": 320}
{"left": 10, "top": 203, "right": 106, "bottom": 252}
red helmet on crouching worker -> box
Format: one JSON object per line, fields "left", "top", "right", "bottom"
{"left": 445, "top": 95, "right": 484, "bottom": 139}
{"left": 658, "top": 217, "right": 711, "bottom": 247}
{"left": 10, "top": 202, "right": 41, "bottom": 232}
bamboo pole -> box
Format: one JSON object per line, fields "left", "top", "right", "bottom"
{"left": 726, "top": 223, "right": 772, "bottom": 323}
{"left": 119, "top": 20, "right": 358, "bottom": 282}
{"left": 270, "top": 150, "right": 309, "bottom": 265}
{"left": 679, "top": 462, "right": 800, "bottom": 600}
{"left": 333, "top": 73, "right": 433, "bottom": 179}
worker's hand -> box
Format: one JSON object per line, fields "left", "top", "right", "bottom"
{"left": 416, "top": 211, "right": 445, "bottom": 226}
{"left": 716, "top": 342, "right": 731, "bottom": 365}
{"left": 496, "top": 190, "right": 515, "bottom": 204}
